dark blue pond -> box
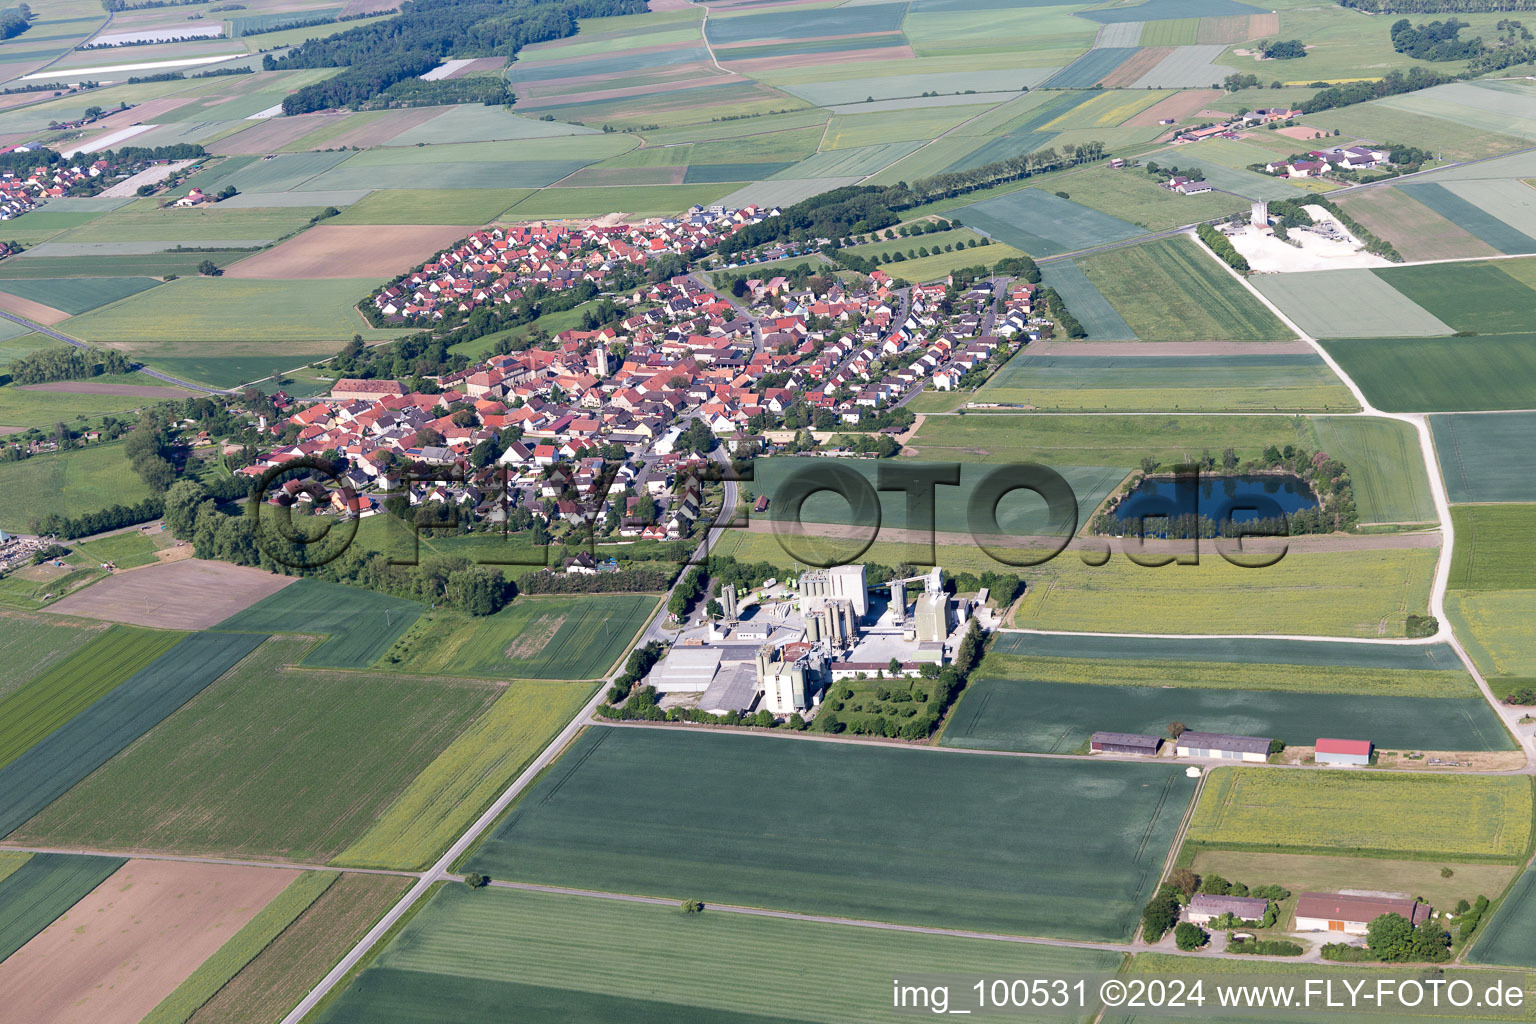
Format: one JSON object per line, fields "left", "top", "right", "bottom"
{"left": 1114, "top": 474, "right": 1318, "bottom": 526}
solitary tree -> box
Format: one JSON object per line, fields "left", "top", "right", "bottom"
{"left": 197, "top": 259, "right": 221, "bottom": 277}
{"left": 1169, "top": 721, "right": 1187, "bottom": 739}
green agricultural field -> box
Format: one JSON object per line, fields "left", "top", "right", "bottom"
{"left": 955, "top": 187, "right": 1145, "bottom": 256}
{"left": 0, "top": 252, "right": 256, "bottom": 279}
{"left": 0, "top": 625, "right": 184, "bottom": 770}
{"left": 1432, "top": 412, "right": 1536, "bottom": 504}
{"left": 1449, "top": 505, "right": 1536, "bottom": 591}
{"left": 1375, "top": 260, "right": 1536, "bottom": 336}
{"left": 0, "top": 565, "right": 105, "bottom": 612}
{"left": 907, "top": 412, "right": 1315, "bottom": 466}
{"left": 1030, "top": 164, "right": 1249, "bottom": 231}
{"left": 65, "top": 278, "right": 401, "bottom": 344}
{"left": 464, "top": 727, "right": 1194, "bottom": 941}
{"left": 0, "top": 277, "right": 161, "bottom": 315}
{"left": 187, "top": 872, "right": 411, "bottom": 1024}
{"left": 972, "top": 648, "right": 1477, "bottom": 697}
{"left": 47, "top": 206, "right": 326, "bottom": 245}
{"left": 1010, "top": 547, "right": 1437, "bottom": 638}
{"left": 1252, "top": 270, "right": 1453, "bottom": 339}
{"left": 140, "top": 871, "right": 336, "bottom": 1024}
{"left": 113, "top": 341, "right": 343, "bottom": 392}
{"left": 328, "top": 189, "right": 537, "bottom": 226}
{"left": 1079, "top": 237, "right": 1294, "bottom": 342}
{"left": 1189, "top": 849, "right": 1517, "bottom": 914}
{"left": 941, "top": 677, "right": 1511, "bottom": 754}
{"left": 0, "top": 629, "right": 267, "bottom": 838}
{"left": 0, "top": 385, "right": 177, "bottom": 431}
{"left": 1187, "top": 768, "right": 1534, "bottom": 861}
{"left": 0, "top": 441, "right": 155, "bottom": 533}
{"left": 823, "top": 106, "right": 989, "bottom": 149}
{"left": 1447, "top": 591, "right": 1536, "bottom": 686}
{"left": 973, "top": 353, "right": 1357, "bottom": 413}
{"left": 1311, "top": 101, "right": 1529, "bottom": 164}
{"left": 0, "top": 853, "right": 125, "bottom": 962}
{"left": 316, "top": 885, "right": 1124, "bottom": 1024}
{"left": 1321, "top": 335, "right": 1536, "bottom": 412}
{"left": 13, "top": 636, "right": 502, "bottom": 862}
{"left": 336, "top": 678, "right": 594, "bottom": 870}
{"left": 1310, "top": 416, "right": 1437, "bottom": 525}
{"left": 1468, "top": 863, "right": 1536, "bottom": 967}
{"left": 71, "top": 529, "right": 167, "bottom": 570}
{"left": 216, "top": 578, "right": 424, "bottom": 668}
{"left": 0, "top": 612, "right": 102, "bottom": 700}
{"left": 987, "top": 629, "right": 1469, "bottom": 671}
{"left": 384, "top": 595, "right": 659, "bottom": 680}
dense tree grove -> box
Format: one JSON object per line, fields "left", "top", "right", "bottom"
{"left": 160, "top": 478, "right": 514, "bottom": 614}
{"left": 1391, "top": 16, "right": 1485, "bottom": 58}
{"left": 0, "top": 4, "right": 31, "bottom": 40}
{"left": 4, "top": 345, "right": 130, "bottom": 384}
{"left": 268, "top": 0, "right": 648, "bottom": 114}
{"left": 1259, "top": 38, "right": 1307, "bottom": 57}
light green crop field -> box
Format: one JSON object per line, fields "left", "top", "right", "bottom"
{"left": 464, "top": 727, "right": 1195, "bottom": 941}
{"left": 383, "top": 595, "right": 659, "bottom": 680}
{"left": 907, "top": 412, "right": 1315, "bottom": 465}
{"left": 1190, "top": 850, "right": 1517, "bottom": 915}
{"left": 0, "top": 385, "right": 176, "bottom": 431}
{"left": 70, "top": 530, "right": 165, "bottom": 571}
{"left": 1321, "top": 334, "right": 1536, "bottom": 413}
{"left": 328, "top": 189, "right": 536, "bottom": 225}
{"left": 0, "top": 625, "right": 183, "bottom": 770}
{"left": 187, "top": 872, "right": 411, "bottom": 1024}
{"left": 1310, "top": 416, "right": 1437, "bottom": 525}
{"left": 47, "top": 206, "right": 326, "bottom": 245}
{"left": 1080, "top": 236, "right": 1294, "bottom": 342}
{"left": 1446, "top": 590, "right": 1536, "bottom": 688}
{"left": 1187, "top": 767, "right": 1534, "bottom": 861}
{"left": 12, "top": 636, "right": 502, "bottom": 862}
{"left": 1252, "top": 270, "right": 1453, "bottom": 339}
{"left": 0, "top": 441, "right": 155, "bottom": 532}
{"left": 335, "top": 678, "right": 595, "bottom": 870}
{"left": 315, "top": 885, "right": 1125, "bottom": 1024}
{"left": 1010, "top": 547, "right": 1437, "bottom": 638}
{"left": 1449, "top": 505, "right": 1536, "bottom": 591}
{"left": 1038, "top": 164, "right": 1249, "bottom": 231}
{"left": 972, "top": 353, "right": 1357, "bottom": 413}
{"left": 868, "top": 240, "right": 1030, "bottom": 284}
{"left": 0, "top": 611, "right": 103, "bottom": 701}
{"left": 65, "top": 278, "right": 400, "bottom": 344}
